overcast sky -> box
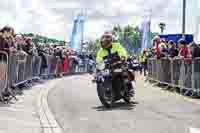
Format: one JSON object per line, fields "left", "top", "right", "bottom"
{"left": 0, "top": 0, "right": 199, "bottom": 41}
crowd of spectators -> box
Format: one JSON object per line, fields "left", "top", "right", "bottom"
{"left": 0, "top": 26, "right": 96, "bottom": 76}
{"left": 0, "top": 26, "right": 74, "bottom": 56}
{"left": 136, "top": 35, "right": 200, "bottom": 77}
{"left": 146, "top": 35, "right": 200, "bottom": 59}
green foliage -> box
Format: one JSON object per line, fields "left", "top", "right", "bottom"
{"left": 17, "top": 33, "right": 65, "bottom": 45}
{"left": 113, "top": 25, "right": 141, "bottom": 54}
{"left": 85, "top": 25, "right": 143, "bottom": 54}
{"left": 84, "top": 39, "right": 101, "bottom": 54}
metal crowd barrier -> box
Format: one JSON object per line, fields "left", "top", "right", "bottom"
{"left": 147, "top": 57, "right": 200, "bottom": 96}
{"left": 41, "top": 54, "right": 88, "bottom": 77}
{"left": 0, "top": 51, "right": 8, "bottom": 99}
{"left": 0, "top": 50, "right": 88, "bottom": 103}
{"left": 32, "top": 56, "right": 42, "bottom": 77}
{"left": 193, "top": 58, "right": 200, "bottom": 90}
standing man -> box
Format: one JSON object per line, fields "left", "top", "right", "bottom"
{"left": 139, "top": 49, "right": 148, "bottom": 76}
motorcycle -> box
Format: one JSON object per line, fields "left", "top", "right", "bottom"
{"left": 94, "top": 53, "right": 135, "bottom": 108}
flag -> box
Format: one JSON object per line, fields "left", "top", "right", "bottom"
{"left": 70, "top": 14, "right": 85, "bottom": 52}
{"left": 141, "top": 14, "right": 151, "bottom": 52}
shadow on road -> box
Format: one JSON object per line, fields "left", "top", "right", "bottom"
{"left": 92, "top": 101, "right": 139, "bottom": 111}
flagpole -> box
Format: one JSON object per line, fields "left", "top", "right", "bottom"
{"left": 182, "top": 0, "right": 186, "bottom": 39}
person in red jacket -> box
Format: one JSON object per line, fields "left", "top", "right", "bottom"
{"left": 152, "top": 35, "right": 161, "bottom": 58}
{"left": 178, "top": 39, "right": 192, "bottom": 58}
{"left": 63, "top": 51, "right": 70, "bottom": 74}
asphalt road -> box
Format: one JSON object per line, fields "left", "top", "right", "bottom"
{"left": 48, "top": 74, "right": 200, "bottom": 133}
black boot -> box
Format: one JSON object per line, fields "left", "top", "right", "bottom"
{"left": 127, "top": 81, "right": 135, "bottom": 97}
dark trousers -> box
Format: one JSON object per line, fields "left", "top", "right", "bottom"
{"left": 140, "top": 62, "right": 147, "bottom": 76}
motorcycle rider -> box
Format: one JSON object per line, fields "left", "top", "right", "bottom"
{"left": 96, "top": 31, "right": 134, "bottom": 96}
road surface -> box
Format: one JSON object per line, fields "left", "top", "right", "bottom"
{"left": 48, "top": 74, "right": 200, "bottom": 133}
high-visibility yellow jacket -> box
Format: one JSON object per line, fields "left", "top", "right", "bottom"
{"left": 139, "top": 54, "right": 147, "bottom": 63}
{"left": 96, "top": 43, "right": 128, "bottom": 64}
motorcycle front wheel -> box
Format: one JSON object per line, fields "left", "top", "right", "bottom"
{"left": 97, "top": 81, "right": 113, "bottom": 108}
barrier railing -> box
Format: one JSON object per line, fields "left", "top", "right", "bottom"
{"left": 0, "top": 51, "right": 8, "bottom": 100}
{"left": 0, "top": 50, "right": 88, "bottom": 103}
{"left": 147, "top": 57, "right": 200, "bottom": 96}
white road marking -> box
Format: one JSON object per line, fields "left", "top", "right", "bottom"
{"left": 0, "top": 107, "right": 36, "bottom": 114}
{"left": 190, "top": 127, "right": 200, "bottom": 133}
{"left": 80, "top": 117, "right": 88, "bottom": 121}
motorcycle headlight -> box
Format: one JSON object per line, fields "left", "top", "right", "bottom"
{"left": 102, "top": 69, "right": 110, "bottom": 75}
{"left": 97, "top": 62, "right": 105, "bottom": 70}
{"left": 133, "top": 60, "right": 138, "bottom": 63}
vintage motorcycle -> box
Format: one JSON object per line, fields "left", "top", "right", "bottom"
{"left": 94, "top": 53, "right": 135, "bottom": 108}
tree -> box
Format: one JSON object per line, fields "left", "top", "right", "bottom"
{"left": 19, "top": 33, "right": 65, "bottom": 44}
{"left": 112, "top": 25, "right": 122, "bottom": 33}
{"left": 134, "top": 26, "right": 140, "bottom": 33}
{"left": 112, "top": 25, "right": 123, "bottom": 43}
{"left": 112, "top": 25, "right": 141, "bottom": 54}
{"left": 85, "top": 24, "right": 142, "bottom": 54}
{"left": 84, "top": 39, "right": 101, "bottom": 53}
{"left": 159, "top": 22, "right": 166, "bottom": 34}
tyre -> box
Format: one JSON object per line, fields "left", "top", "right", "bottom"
{"left": 97, "top": 81, "right": 113, "bottom": 108}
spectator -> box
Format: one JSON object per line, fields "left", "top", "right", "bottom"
{"left": 17, "top": 39, "right": 28, "bottom": 60}
{"left": 0, "top": 28, "right": 13, "bottom": 53}
{"left": 178, "top": 39, "right": 192, "bottom": 58}
{"left": 63, "top": 51, "right": 70, "bottom": 74}
{"left": 152, "top": 35, "right": 161, "bottom": 59}
{"left": 189, "top": 42, "right": 200, "bottom": 58}
{"left": 32, "top": 44, "right": 38, "bottom": 56}
{"left": 159, "top": 39, "right": 168, "bottom": 57}
{"left": 147, "top": 48, "right": 155, "bottom": 58}
{"left": 22, "top": 38, "right": 34, "bottom": 55}
{"left": 139, "top": 49, "right": 148, "bottom": 76}
{"left": 55, "top": 48, "right": 64, "bottom": 77}
{"left": 168, "top": 40, "right": 179, "bottom": 58}
{"left": 165, "top": 40, "right": 169, "bottom": 49}
{"left": 38, "top": 47, "right": 48, "bottom": 75}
